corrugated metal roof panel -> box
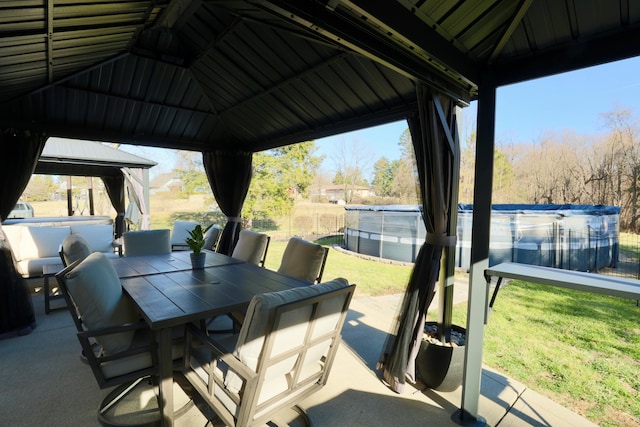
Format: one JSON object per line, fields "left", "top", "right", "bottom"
{"left": 0, "top": 0, "right": 638, "bottom": 152}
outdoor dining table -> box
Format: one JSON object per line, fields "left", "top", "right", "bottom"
{"left": 118, "top": 250, "right": 311, "bottom": 426}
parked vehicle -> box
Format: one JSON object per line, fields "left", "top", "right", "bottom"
{"left": 8, "top": 202, "right": 34, "bottom": 218}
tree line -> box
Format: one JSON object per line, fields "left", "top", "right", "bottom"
{"left": 19, "top": 107, "right": 639, "bottom": 231}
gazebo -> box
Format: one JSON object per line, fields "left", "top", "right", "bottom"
{"left": 35, "top": 137, "right": 157, "bottom": 232}
{"left": 1, "top": 1, "right": 639, "bottom": 423}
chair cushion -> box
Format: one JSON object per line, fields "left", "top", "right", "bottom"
{"left": 123, "top": 229, "right": 171, "bottom": 256}
{"left": 203, "top": 225, "right": 221, "bottom": 251}
{"left": 277, "top": 238, "right": 326, "bottom": 283}
{"left": 171, "top": 221, "right": 199, "bottom": 246}
{"left": 63, "top": 252, "right": 140, "bottom": 355}
{"left": 61, "top": 233, "right": 91, "bottom": 266}
{"left": 225, "top": 278, "right": 349, "bottom": 395}
{"left": 231, "top": 230, "right": 268, "bottom": 265}
{"left": 70, "top": 224, "right": 114, "bottom": 253}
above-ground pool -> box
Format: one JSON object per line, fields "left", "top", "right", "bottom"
{"left": 344, "top": 204, "right": 620, "bottom": 272}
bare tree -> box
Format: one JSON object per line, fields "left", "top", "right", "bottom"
{"left": 330, "top": 138, "right": 375, "bottom": 203}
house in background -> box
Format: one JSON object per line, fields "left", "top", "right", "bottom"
{"left": 150, "top": 173, "right": 184, "bottom": 194}
{"left": 310, "top": 184, "right": 374, "bottom": 204}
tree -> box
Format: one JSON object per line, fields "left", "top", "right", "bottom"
{"left": 22, "top": 175, "right": 58, "bottom": 201}
{"left": 330, "top": 138, "right": 373, "bottom": 203}
{"left": 371, "top": 157, "right": 394, "bottom": 197}
{"left": 391, "top": 129, "right": 418, "bottom": 203}
{"left": 174, "top": 151, "right": 210, "bottom": 195}
{"left": 243, "top": 141, "right": 323, "bottom": 219}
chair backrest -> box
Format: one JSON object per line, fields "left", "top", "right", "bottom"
{"left": 231, "top": 229, "right": 270, "bottom": 266}
{"left": 122, "top": 229, "right": 171, "bottom": 256}
{"left": 59, "top": 233, "right": 92, "bottom": 267}
{"left": 277, "top": 237, "right": 328, "bottom": 283}
{"left": 55, "top": 252, "right": 155, "bottom": 388}
{"left": 170, "top": 220, "right": 199, "bottom": 251}
{"left": 183, "top": 278, "right": 355, "bottom": 427}
{"left": 203, "top": 224, "right": 222, "bottom": 252}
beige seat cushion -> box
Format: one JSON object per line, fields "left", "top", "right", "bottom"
{"left": 277, "top": 237, "right": 327, "bottom": 283}
{"left": 123, "top": 229, "right": 171, "bottom": 256}
{"left": 231, "top": 229, "right": 269, "bottom": 265}
{"left": 63, "top": 252, "right": 140, "bottom": 355}
{"left": 70, "top": 224, "right": 115, "bottom": 253}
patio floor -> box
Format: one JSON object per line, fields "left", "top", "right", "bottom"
{"left": 0, "top": 278, "right": 597, "bottom": 426}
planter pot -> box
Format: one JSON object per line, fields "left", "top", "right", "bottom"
{"left": 190, "top": 252, "right": 206, "bottom": 269}
{"left": 417, "top": 322, "right": 466, "bottom": 392}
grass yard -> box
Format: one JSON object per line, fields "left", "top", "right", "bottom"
{"left": 451, "top": 281, "right": 640, "bottom": 427}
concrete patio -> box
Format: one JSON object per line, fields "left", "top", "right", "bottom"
{"left": 0, "top": 279, "right": 597, "bottom": 427}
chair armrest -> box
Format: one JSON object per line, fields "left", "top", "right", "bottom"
{"left": 77, "top": 320, "right": 148, "bottom": 339}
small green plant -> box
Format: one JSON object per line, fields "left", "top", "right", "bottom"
{"left": 185, "top": 224, "right": 213, "bottom": 254}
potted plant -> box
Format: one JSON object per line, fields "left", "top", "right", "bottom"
{"left": 185, "top": 224, "right": 212, "bottom": 269}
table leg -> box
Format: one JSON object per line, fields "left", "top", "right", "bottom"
{"left": 158, "top": 328, "right": 174, "bottom": 426}
{"left": 44, "top": 274, "right": 51, "bottom": 314}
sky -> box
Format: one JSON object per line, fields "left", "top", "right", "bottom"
{"left": 120, "top": 55, "right": 640, "bottom": 178}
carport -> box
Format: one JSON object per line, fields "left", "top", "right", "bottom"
{"left": 1, "top": 1, "right": 639, "bottom": 423}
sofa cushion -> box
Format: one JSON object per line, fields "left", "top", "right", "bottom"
{"left": 70, "top": 224, "right": 114, "bottom": 254}
{"left": 22, "top": 226, "right": 70, "bottom": 259}
{"left": 63, "top": 252, "right": 140, "bottom": 355}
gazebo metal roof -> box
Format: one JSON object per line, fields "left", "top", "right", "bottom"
{"left": 35, "top": 137, "right": 156, "bottom": 177}
{"left": 0, "top": 1, "right": 638, "bottom": 152}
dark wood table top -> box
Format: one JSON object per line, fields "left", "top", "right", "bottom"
{"left": 120, "top": 260, "right": 310, "bottom": 330}
{"left": 111, "top": 250, "right": 240, "bottom": 278}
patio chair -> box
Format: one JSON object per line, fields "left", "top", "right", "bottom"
{"left": 231, "top": 229, "right": 270, "bottom": 266}
{"left": 277, "top": 237, "right": 329, "bottom": 284}
{"left": 59, "top": 233, "right": 91, "bottom": 267}
{"left": 55, "top": 252, "right": 190, "bottom": 426}
{"left": 170, "top": 220, "right": 199, "bottom": 251}
{"left": 203, "top": 224, "right": 222, "bottom": 252}
{"left": 182, "top": 278, "right": 356, "bottom": 427}
{"left": 122, "top": 229, "right": 171, "bottom": 256}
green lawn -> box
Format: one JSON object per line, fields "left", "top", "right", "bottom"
{"left": 451, "top": 281, "right": 640, "bottom": 427}
{"left": 264, "top": 240, "right": 412, "bottom": 296}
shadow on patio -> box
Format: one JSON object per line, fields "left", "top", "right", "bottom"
{"left": 0, "top": 282, "right": 597, "bottom": 426}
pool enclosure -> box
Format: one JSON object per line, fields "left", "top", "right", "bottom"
{"left": 344, "top": 204, "right": 620, "bottom": 272}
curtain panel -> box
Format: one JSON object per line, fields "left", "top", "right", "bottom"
{"left": 202, "top": 150, "right": 253, "bottom": 255}
{"left": 101, "top": 174, "right": 126, "bottom": 238}
{"left": 0, "top": 130, "right": 46, "bottom": 337}
{"left": 378, "top": 85, "right": 459, "bottom": 393}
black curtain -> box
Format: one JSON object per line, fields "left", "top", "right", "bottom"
{"left": 0, "top": 130, "right": 46, "bottom": 337}
{"left": 378, "top": 85, "right": 459, "bottom": 392}
{"left": 202, "top": 150, "right": 252, "bottom": 255}
{"left": 101, "top": 175, "right": 126, "bottom": 238}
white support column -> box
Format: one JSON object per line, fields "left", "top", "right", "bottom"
{"left": 457, "top": 75, "right": 496, "bottom": 424}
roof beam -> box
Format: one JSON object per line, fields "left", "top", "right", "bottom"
{"left": 46, "top": 0, "right": 54, "bottom": 83}
{"left": 489, "top": 0, "right": 533, "bottom": 63}
{"left": 342, "top": 0, "right": 478, "bottom": 85}
{"left": 494, "top": 24, "right": 640, "bottom": 87}
{"left": 256, "top": 0, "right": 475, "bottom": 103}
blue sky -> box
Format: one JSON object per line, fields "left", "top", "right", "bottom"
{"left": 121, "top": 55, "right": 640, "bottom": 177}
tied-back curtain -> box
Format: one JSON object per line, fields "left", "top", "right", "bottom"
{"left": 0, "top": 130, "right": 46, "bottom": 337}
{"left": 203, "top": 150, "right": 252, "bottom": 255}
{"left": 122, "top": 167, "right": 150, "bottom": 230}
{"left": 378, "top": 85, "right": 459, "bottom": 393}
{"left": 101, "top": 175, "right": 126, "bottom": 238}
